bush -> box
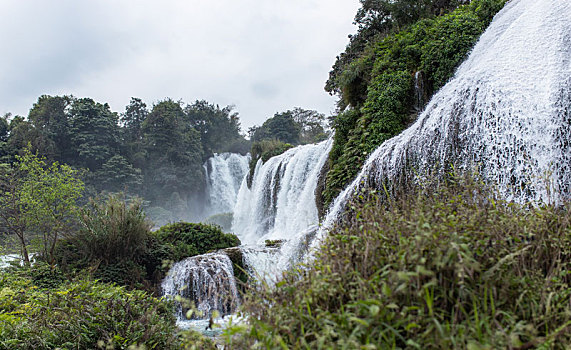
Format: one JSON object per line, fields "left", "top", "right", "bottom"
{"left": 54, "top": 194, "right": 155, "bottom": 290}
{"left": 0, "top": 270, "right": 217, "bottom": 349}
{"left": 234, "top": 174, "right": 571, "bottom": 349}
{"left": 154, "top": 222, "right": 241, "bottom": 263}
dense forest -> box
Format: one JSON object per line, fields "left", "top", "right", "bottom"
{"left": 1, "top": 0, "right": 570, "bottom": 348}
{"left": 0, "top": 96, "right": 327, "bottom": 224}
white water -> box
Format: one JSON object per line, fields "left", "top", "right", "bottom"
{"left": 0, "top": 254, "right": 20, "bottom": 269}
{"left": 232, "top": 138, "right": 333, "bottom": 277}
{"left": 321, "top": 0, "right": 571, "bottom": 237}
{"left": 233, "top": 139, "right": 332, "bottom": 245}
{"left": 161, "top": 140, "right": 333, "bottom": 328}
{"left": 204, "top": 153, "right": 250, "bottom": 217}
{"left": 161, "top": 253, "right": 240, "bottom": 323}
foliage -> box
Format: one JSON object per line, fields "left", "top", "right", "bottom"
{"left": 7, "top": 149, "right": 84, "bottom": 265}
{"left": 323, "top": 0, "right": 506, "bottom": 206}
{"left": 142, "top": 99, "right": 205, "bottom": 214}
{"left": 55, "top": 205, "right": 241, "bottom": 292}
{"left": 93, "top": 155, "right": 143, "bottom": 194}
{"left": 233, "top": 174, "right": 571, "bottom": 349}
{"left": 3, "top": 95, "right": 251, "bottom": 222}
{"left": 250, "top": 108, "right": 328, "bottom": 147}
{"left": 54, "top": 194, "right": 154, "bottom": 289}
{"left": 69, "top": 98, "right": 121, "bottom": 172}
{"left": 250, "top": 111, "right": 301, "bottom": 145}
{"left": 326, "top": 0, "right": 470, "bottom": 102}
{"left": 28, "top": 95, "right": 73, "bottom": 163}
{"left": 0, "top": 269, "right": 215, "bottom": 349}
{"left": 185, "top": 100, "right": 247, "bottom": 157}
{"left": 154, "top": 222, "right": 241, "bottom": 263}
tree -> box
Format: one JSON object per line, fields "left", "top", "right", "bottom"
{"left": 15, "top": 148, "right": 84, "bottom": 264}
{"left": 184, "top": 100, "right": 245, "bottom": 156}
{"left": 290, "top": 108, "right": 328, "bottom": 144}
{"left": 142, "top": 100, "right": 204, "bottom": 207}
{"left": 28, "top": 95, "right": 73, "bottom": 163}
{"left": 251, "top": 111, "right": 301, "bottom": 145}
{"left": 121, "top": 97, "right": 148, "bottom": 144}
{"left": 7, "top": 119, "right": 57, "bottom": 161}
{"left": 68, "top": 98, "right": 120, "bottom": 171}
{"left": 93, "top": 155, "right": 143, "bottom": 194}
{"left": 0, "top": 163, "right": 30, "bottom": 264}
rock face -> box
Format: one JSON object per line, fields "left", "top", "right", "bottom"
{"left": 314, "top": 158, "right": 331, "bottom": 220}
{"left": 220, "top": 246, "right": 248, "bottom": 287}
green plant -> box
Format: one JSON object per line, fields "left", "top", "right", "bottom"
{"left": 0, "top": 270, "right": 214, "bottom": 349}
{"left": 53, "top": 194, "right": 155, "bottom": 289}
{"left": 233, "top": 174, "right": 571, "bottom": 349}
{"left": 323, "top": 0, "right": 507, "bottom": 207}
{"left": 154, "top": 222, "right": 241, "bottom": 263}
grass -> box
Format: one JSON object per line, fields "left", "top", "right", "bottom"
{"left": 230, "top": 173, "right": 571, "bottom": 349}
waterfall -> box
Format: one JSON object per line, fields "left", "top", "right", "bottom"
{"left": 233, "top": 138, "right": 332, "bottom": 245}
{"left": 232, "top": 138, "right": 333, "bottom": 276}
{"left": 321, "top": 0, "right": 571, "bottom": 237}
{"left": 161, "top": 253, "right": 240, "bottom": 321}
{"left": 204, "top": 153, "right": 250, "bottom": 217}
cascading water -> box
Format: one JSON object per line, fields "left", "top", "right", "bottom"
{"left": 233, "top": 138, "right": 332, "bottom": 245}
{"left": 203, "top": 153, "right": 250, "bottom": 217}
{"left": 161, "top": 253, "right": 240, "bottom": 324}
{"left": 232, "top": 139, "right": 333, "bottom": 275}
{"left": 321, "top": 0, "right": 571, "bottom": 237}
{"left": 161, "top": 140, "right": 333, "bottom": 327}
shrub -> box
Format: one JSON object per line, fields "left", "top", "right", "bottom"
{"left": 0, "top": 270, "right": 217, "bottom": 349}
{"left": 154, "top": 222, "right": 241, "bottom": 263}
{"left": 234, "top": 174, "right": 571, "bottom": 349}
{"left": 54, "top": 194, "right": 155, "bottom": 290}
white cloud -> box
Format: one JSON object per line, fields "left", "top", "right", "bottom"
{"left": 0, "top": 0, "right": 359, "bottom": 128}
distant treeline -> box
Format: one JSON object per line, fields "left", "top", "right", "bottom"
{"left": 0, "top": 96, "right": 328, "bottom": 222}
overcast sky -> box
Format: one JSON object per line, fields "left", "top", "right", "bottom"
{"left": 0, "top": 0, "right": 359, "bottom": 130}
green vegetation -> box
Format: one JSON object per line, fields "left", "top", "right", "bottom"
{"left": 322, "top": 0, "right": 507, "bottom": 206}
{"left": 0, "top": 268, "right": 215, "bottom": 349}
{"left": 153, "top": 222, "right": 243, "bottom": 284}
{"left": 249, "top": 107, "right": 328, "bottom": 146}
{"left": 0, "top": 149, "right": 83, "bottom": 265}
{"left": 53, "top": 197, "right": 241, "bottom": 291}
{"left": 233, "top": 174, "right": 571, "bottom": 349}
{"left": 154, "top": 222, "right": 241, "bottom": 261}
{"left": 1, "top": 96, "right": 251, "bottom": 223}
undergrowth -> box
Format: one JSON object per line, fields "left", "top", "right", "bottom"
{"left": 231, "top": 174, "right": 571, "bottom": 349}
{"left": 0, "top": 268, "right": 215, "bottom": 349}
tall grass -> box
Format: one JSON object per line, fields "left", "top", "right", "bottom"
{"left": 232, "top": 174, "right": 571, "bottom": 349}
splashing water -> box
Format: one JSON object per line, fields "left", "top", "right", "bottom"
{"left": 320, "top": 0, "right": 571, "bottom": 240}
{"left": 161, "top": 253, "right": 240, "bottom": 323}
{"left": 233, "top": 139, "right": 332, "bottom": 244}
